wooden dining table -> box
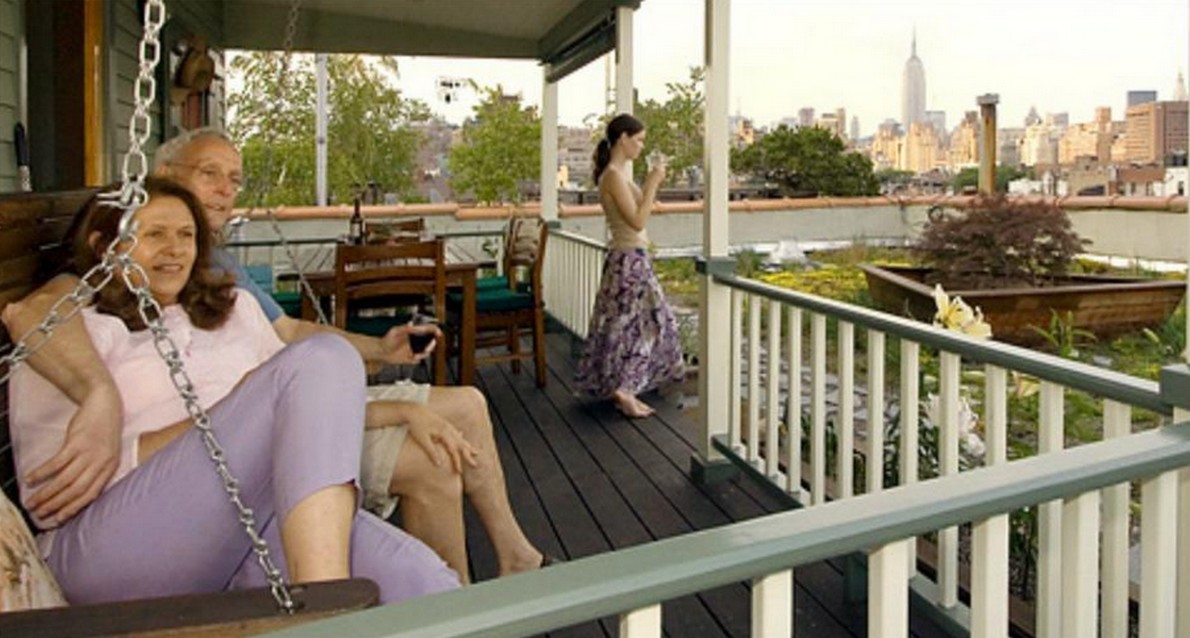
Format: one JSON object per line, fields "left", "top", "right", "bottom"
{"left": 298, "top": 244, "right": 491, "bottom": 386}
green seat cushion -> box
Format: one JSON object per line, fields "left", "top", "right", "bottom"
{"left": 448, "top": 287, "right": 534, "bottom": 313}
{"left": 475, "top": 275, "right": 509, "bottom": 292}
{"left": 271, "top": 291, "right": 303, "bottom": 318}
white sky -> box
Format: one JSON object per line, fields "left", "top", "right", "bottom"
{"left": 387, "top": 0, "right": 1188, "bottom": 137}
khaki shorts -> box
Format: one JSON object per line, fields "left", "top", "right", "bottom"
{"left": 361, "top": 381, "right": 432, "bottom": 519}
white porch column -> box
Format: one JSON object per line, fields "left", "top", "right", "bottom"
{"left": 615, "top": 6, "right": 634, "bottom": 115}
{"left": 315, "top": 53, "right": 328, "bottom": 206}
{"left": 696, "top": 0, "right": 732, "bottom": 466}
{"left": 540, "top": 70, "right": 559, "bottom": 221}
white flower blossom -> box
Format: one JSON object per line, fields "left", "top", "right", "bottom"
{"left": 932, "top": 284, "right": 992, "bottom": 339}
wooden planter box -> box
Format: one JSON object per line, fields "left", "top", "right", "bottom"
{"left": 860, "top": 264, "right": 1186, "bottom": 345}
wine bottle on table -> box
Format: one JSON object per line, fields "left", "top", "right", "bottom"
{"left": 349, "top": 195, "right": 366, "bottom": 245}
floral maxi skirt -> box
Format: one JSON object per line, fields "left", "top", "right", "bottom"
{"left": 575, "top": 248, "right": 685, "bottom": 398}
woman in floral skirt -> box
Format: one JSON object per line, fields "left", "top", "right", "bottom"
{"left": 575, "top": 114, "right": 685, "bottom": 418}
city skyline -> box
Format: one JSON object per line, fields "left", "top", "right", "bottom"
{"left": 389, "top": 0, "right": 1189, "bottom": 137}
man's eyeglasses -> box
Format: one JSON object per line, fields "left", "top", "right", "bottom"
{"left": 169, "top": 162, "right": 244, "bottom": 194}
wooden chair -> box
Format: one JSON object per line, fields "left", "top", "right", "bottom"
{"left": 333, "top": 238, "right": 448, "bottom": 385}
{"left": 0, "top": 190, "right": 377, "bottom": 636}
{"left": 449, "top": 217, "right": 547, "bottom": 387}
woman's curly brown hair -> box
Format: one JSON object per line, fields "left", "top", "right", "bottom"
{"left": 73, "top": 178, "right": 236, "bottom": 331}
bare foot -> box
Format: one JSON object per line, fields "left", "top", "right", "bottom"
{"left": 612, "top": 390, "right": 654, "bottom": 418}
{"left": 501, "top": 549, "right": 547, "bottom": 577}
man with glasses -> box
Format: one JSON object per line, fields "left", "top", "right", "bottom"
{"left": 5, "top": 128, "right": 548, "bottom": 583}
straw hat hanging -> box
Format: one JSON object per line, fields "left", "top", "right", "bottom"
{"left": 175, "top": 36, "right": 215, "bottom": 93}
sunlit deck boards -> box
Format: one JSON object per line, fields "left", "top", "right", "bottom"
{"left": 459, "top": 331, "right": 950, "bottom": 638}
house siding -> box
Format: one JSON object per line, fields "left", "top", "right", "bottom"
{"left": 0, "top": 0, "right": 23, "bottom": 193}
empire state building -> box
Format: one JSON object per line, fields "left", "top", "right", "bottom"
{"left": 902, "top": 33, "right": 926, "bottom": 128}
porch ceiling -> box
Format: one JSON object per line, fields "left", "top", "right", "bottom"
{"left": 220, "top": 0, "right": 641, "bottom": 79}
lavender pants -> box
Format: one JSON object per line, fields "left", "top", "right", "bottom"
{"left": 43, "top": 334, "right": 459, "bottom": 605}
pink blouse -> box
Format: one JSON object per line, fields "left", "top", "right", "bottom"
{"left": 10, "top": 290, "right": 283, "bottom": 530}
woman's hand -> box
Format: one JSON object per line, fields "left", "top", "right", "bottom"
{"left": 645, "top": 163, "right": 667, "bottom": 188}
{"left": 405, "top": 407, "right": 479, "bottom": 474}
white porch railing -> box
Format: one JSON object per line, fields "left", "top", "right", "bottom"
{"left": 714, "top": 271, "right": 1184, "bottom": 637}
{"left": 266, "top": 420, "right": 1190, "bottom": 638}
{"left": 542, "top": 228, "right": 608, "bottom": 340}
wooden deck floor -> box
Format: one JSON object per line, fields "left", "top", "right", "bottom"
{"left": 455, "top": 331, "right": 949, "bottom": 638}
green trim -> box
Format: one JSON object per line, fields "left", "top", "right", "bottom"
{"left": 222, "top": 4, "right": 536, "bottom": 58}
{"left": 267, "top": 423, "right": 1190, "bottom": 638}
{"left": 688, "top": 453, "right": 740, "bottom": 486}
{"left": 711, "top": 435, "right": 800, "bottom": 508}
{"left": 715, "top": 273, "right": 1169, "bottom": 415}
{"left": 1160, "top": 364, "right": 1190, "bottom": 412}
{"left": 695, "top": 256, "right": 736, "bottom": 277}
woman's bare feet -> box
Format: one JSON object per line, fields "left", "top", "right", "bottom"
{"left": 612, "top": 390, "right": 654, "bottom": 418}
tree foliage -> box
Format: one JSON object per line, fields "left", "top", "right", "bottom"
{"left": 951, "top": 165, "right": 1030, "bottom": 194}
{"left": 227, "top": 52, "right": 429, "bottom": 207}
{"left": 448, "top": 85, "right": 541, "bottom": 204}
{"left": 915, "top": 195, "right": 1090, "bottom": 288}
{"left": 631, "top": 67, "right": 705, "bottom": 186}
{"left": 731, "top": 125, "right": 878, "bottom": 197}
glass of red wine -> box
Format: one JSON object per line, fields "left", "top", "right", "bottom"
{"left": 409, "top": 313, "right": 438, "bottom": 355}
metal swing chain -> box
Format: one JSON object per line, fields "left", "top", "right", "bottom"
{"left": 239, "top": 0, "right": 330, "bottom": 325}
{"left": 1, "top": 0, "right": 297, "bottom": 613}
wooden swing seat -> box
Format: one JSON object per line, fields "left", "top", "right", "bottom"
{"left": 0, "top": 189, "right": 377, "bottom": 637}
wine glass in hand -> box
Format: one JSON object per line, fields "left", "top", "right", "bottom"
{"left": 408, "top": 313, "right": 438, "bottom": 355}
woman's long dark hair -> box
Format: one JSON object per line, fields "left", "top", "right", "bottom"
{"left": 73, "top": 178, "right": 236, "bottom": 331}
{"left": 592, "top": 113, "right": 645, "bottom": 183}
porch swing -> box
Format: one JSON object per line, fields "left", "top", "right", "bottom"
{"left": 0, "top": 0, "right": 377, "bottom": 635}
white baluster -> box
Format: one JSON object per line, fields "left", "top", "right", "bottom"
{"left": 811, "top": 313, "right": 827, "bottom": 505}
{"left": 752, "top": 570, "right": 793, "bottom": 638}
{"left": 765, "top": 300, "right": 782, "bottom": 479}
{"left": 1036, "top": 381, "right": 1064, "bottom": 638}
{"left": 838, "top": 321, "right": 855, "bottom": 498}
{"left": 866, "top": 330, "right": 885, "bottom": 495}
{"left": 899, "top": 339, "right": 920, "bottom": 575}
{"left": 619, "top": 604, "right": 662, "bottom": 638}
{"left": 1062, "top": 490, "right": 1100, "bottom": 638}
{"left": 1101, "top": 400, "right": 1131, "bottom": 638}
{"left": 1177, "top": 408, "right": 1190, "bottom": 638}
{"left": 786, "top": 307, "right": 803, "bottom": 500}
{"left": 971, "top": 365, "right": 1008, "bottom": 638}
{"left": 869, "top": 539, "right": 910, "bottom": 638}
{"left": 730, "top": 289, "right": 743, "bottom": 452}
{"left": 1140, "top": 471, "right": 1177, "bottom": 638}
{"left": 748, "top": 294, "right": 762, "bottom": 465}
{"left": 938, "top": 351, "right": 960, "bottom": 608}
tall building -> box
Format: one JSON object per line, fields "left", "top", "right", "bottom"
{"left": 850, "top": 116, "right": 860, "bottom": 141}
{"left": 1125, "top": 100, "right": 1189, "bottom": 165}
{"left": 1127, "top": 90, "right": 1158, "bottom": 107}
{"left": 924, "top": 110, "right": 946, "bottom": 139}
{"left": 815, "top": 108, "right": 846, "bottom": 140}
{"left": 902, "top": 121, "right": 940, "bottom": 174}
{"left": 1058, "top": 107, "right": 1121, "bottom": 166}
{"left": 797, "top": 107, "right": 815, "bottom": 128}
{"left": 901, "top": 32, "right": 926, "bottom": 128}
{"left": 1175, "top": 72, "right": 1187, "bottom": 102}
{"left": 947, "top": 111, "right": 980, "bottom": 169}
{"left": 557, "top": 126, "right": 597, "bottom": 188}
